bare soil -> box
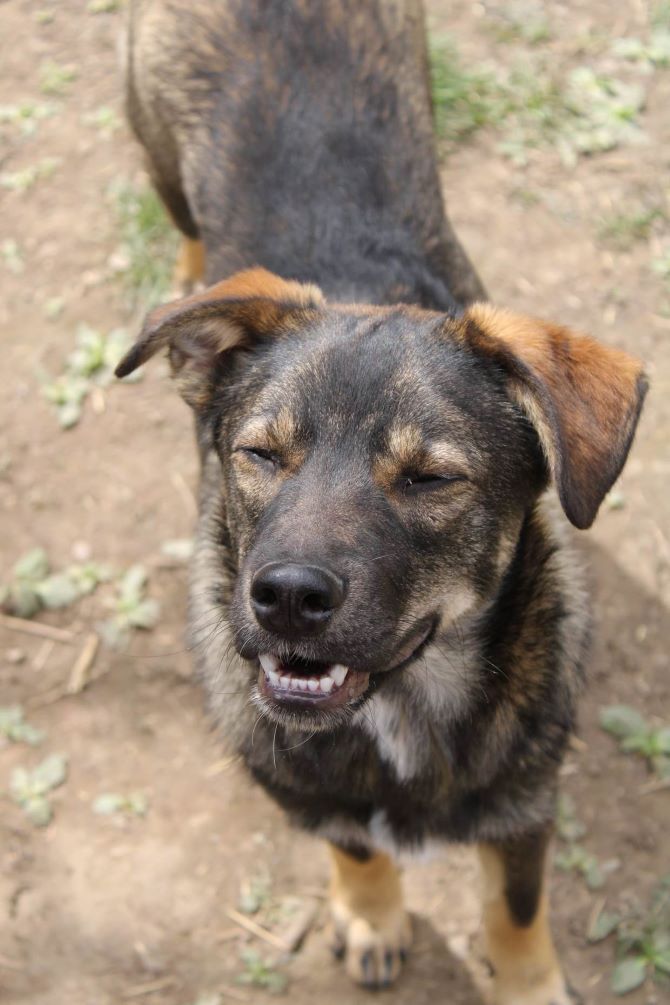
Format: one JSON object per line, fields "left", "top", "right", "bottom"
{"left": 1, "top": 2, "right": 668, "bottom": 1004}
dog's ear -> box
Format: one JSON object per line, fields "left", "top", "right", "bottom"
{"left": 115, "top": 268, "right": 324, "bottom": 408}
{"left": 457, "top": 304, "right": 647, "bottom": 529}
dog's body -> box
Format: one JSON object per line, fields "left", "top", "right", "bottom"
{"left": 120, "top": 2, "right": 646, "bottom": 1001}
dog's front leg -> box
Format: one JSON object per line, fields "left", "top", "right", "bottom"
{"left": 328, "top": 842, "right": 411, "bottom": 989}
{"left": 478, "top": 829, "right": 575, "bottom": 1005}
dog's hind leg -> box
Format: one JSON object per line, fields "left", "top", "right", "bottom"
{"left": 478, "top": 830, "right": 576, "bottom": 1005}
{"left": 173, "top": 236, "right": 205, "bottom": 295}
{"left": 328, "top": 843, "right": 411, "bottom": 989}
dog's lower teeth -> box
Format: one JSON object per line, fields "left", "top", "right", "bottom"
{"left": 260, "top": 656, "right": 350, "bottom": 696}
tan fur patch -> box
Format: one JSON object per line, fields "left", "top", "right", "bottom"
{"left": 174, "top": 237, "right": 205, "bottom": 291}
{"left": 208, "top": 266, "right": 324, "bottom": 307}
{"left": 478, "top": 844, "right": 569, "bottom": 1005}
{"left": 329, "top": 844, "right": 411, "bottom": 986}
{"left": 374, "top": 421, "right": 471, "bottom": 493}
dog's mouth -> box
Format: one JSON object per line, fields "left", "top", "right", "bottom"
{"left": 256, "top": 616, "right": 436, "bottom": 713}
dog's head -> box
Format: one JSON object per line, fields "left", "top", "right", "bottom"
{"left": 117, "top": 268, "right": 646, "bottom": 730}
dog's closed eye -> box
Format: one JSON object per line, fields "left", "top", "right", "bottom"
{"left": 400, "top": 472, "right": 468, "bottom": 494}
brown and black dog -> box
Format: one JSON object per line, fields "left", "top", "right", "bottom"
{"left": 117, "top": 2, "right": 647, "bottom": 1002}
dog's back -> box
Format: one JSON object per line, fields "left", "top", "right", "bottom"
{"left": 126, "top": 0, "right": 484, "bottom": 306}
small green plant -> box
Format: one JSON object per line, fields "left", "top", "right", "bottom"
{"left": 429, "top": 37, "right": 498, "bottom": 143}
{"left": 0, "top": 157, "right": 61, "bottom": 193}
{"left": 236, "top": 949, "right": 287, "bottom": 993}
{"left": 0, "top": 547, "right": 111, "bottom": 618}
{"left": 0, "top": 706, "right": 44, "bottom": 746}
{"left": 111, "top": 181, "right": 178, "bottom": 307}
{"left": 1, "top": 238, "right": 24, "bottom": 274}
{"left": 598, "top": 208, "right": 663, "bottom": 249}
{"left": 485, "top": 3, "right": 552, "bottom": 45}
{"left": 600, "top": 705, "right": 670, "bottom": 778}
{"left": 556, "top": 793, "right": 586, "bottom": 842}
{"left": 0, "top": 101, "right": 55, "bottom": 136}
{"left": 88, "top": 0, "right": 120, "bottom": 11}
{"left": 92, "top": 792, "right": 149, "bottom": 817}
{"left": 238, "top": 872, "right": 272, "bottom": 915}
{"left": 10, "top": 753, "right": 68, "bottom": 826}
{"left": 39, "top": 61, "right": 77, "bottom": 96}
{"left": 44, "top": 324, "right": 139, "bottom": 428}
{"left": 99, "top": 565, "right": 161, "bottom": 648}
{"left": 605, "top": 876, "right": 670, "bottom": 995}
{"left": 82, "top": 105, "right": 121, "bottom": 138}
{"left": 555, "top": 843, "right": 604, "bottom": 890}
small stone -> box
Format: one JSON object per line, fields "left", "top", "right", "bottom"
{"left": 6, "top": 648, "right": 26, "bottom": 665}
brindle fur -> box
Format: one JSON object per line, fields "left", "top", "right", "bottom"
{"left": 120, "top": 2, "right": 646, "bottom": 1001}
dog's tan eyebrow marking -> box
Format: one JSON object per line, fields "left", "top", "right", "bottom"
{"left": 373, "top": 423, "right": 472, "bottom": 492}
{"left": 233, "top": 408, "right": 305, "bottom": 474}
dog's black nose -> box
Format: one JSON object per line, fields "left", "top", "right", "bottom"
{"left": 250, "top": 562, "right": 346, "bottom": 638}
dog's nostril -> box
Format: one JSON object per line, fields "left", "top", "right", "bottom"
{"left": 300, "top": 591, "right": 328, "bottom": 614}
{"left": 253, "top": 585, "right": 278, "bottom": 608}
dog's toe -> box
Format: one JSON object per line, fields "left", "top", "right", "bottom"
{"left": 337, "top": 913, "right": 411, "bottom": 989}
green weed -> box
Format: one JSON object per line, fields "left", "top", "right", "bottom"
{"left": 598, "top": 207, "right": 664, "bottom": 248}
{"left": 0, "top": 706, "right": 44, "bottom": 746}
{"left": 236, "top": 949, "right": 287, "bottom": 994}
{"left": 0, "top": 547, "right": 111, "bottom": 618}
{"left": 111, "top": 181, "right": 178, "bottom": 307}
{"left": 0, "top": 101, "right": 55, "bottom": 136}
{"left": 98, "top": 565, "right": 161, "bottom": 649}
{"left": 10, "top": 753, "right": 68, "bottom": 827}
{"left": 0, "top": 157, "right": 61, "bottom": 194}
{"left": 429, "top": 38, "right": 498, "bottom": 143}
{"left": 44, "top": 324, "right": 139, "bottom": 429}
{"left": 93, "top": 792, "right": 149, "bottom": 817}
{"left": 39, "top": 62, "right": 77, "bottom": 96}
{"left": 600, "top": 705, "right": 670, "bottom": 778}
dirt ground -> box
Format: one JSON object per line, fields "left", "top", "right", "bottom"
{"left": 1, "top": 2, "right": 668, "bottom": 1004}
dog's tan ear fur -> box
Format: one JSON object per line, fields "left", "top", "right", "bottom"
{"left": 115, "top": 268, "right": 324, "bottom": 408}
{"left": 459, "top": 304, "right": 647, "bottom": 529}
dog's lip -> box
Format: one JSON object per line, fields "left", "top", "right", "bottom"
{"left": 255, "top": 616, "right": 437, "bottom": 712}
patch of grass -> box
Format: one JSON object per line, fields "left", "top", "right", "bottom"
{"left": 10, "top": 753, "right": 68, "bottom": 827}
{"left": 98, "top": 565, "right": 161, "bottom": 649}
{"left": 92, "top": 792, "right": 149, "bottom": 817}
{"left": 613, "top": 31, "right": 670, "bottom": 68}
{"left": 0, "top": 706, "right": 44, "bottom": 746}
{"left": 600, "top": 705, "right": 670, "bottom": 778}
{"left": 428, "top": 37, "right": 647, "bottom": 165}
{"left": 44, "top": 324, "right": 139, "bottom": 428}
{"left": 555, "top": 843, "right": 605, "bottom": 890}
{"left": 1, "top": 238, "right": 24, "bottom": 274}
{"left": 0, "top": 156, "right": 61, "bottom": 194}
{"left": 0, "top": 547, "right": 111, "bottom": 618}
{"left": 429, "top": 38, "right": 498, "bottom": 143}
{"left": 39, "top": 61, "right": 77, "bottom": 96}
{"left": 598, "top": 207, "right": 664, "bottom": 248}
{"left": 88, "top": 0, "right": 120, "bottom": 11}
{"left": 236, "top": 950, "right": 287, "bottom": 994}
{"left": 0, "top": 101, "right": 55, "bottom": 136}
{"left": 588, "top": 876, "right": 670, "bottom": 995}
{"left": 81, "top": 105, "right": 121, "bottom": 138}
{"left": 111, "top": 181, "right": 178, "bottom": 307}
{"left": 485, "top": 3, "right": 552, "bottom": 45}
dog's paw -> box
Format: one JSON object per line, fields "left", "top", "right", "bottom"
{"left": 330, "top": 906, "right": 411, "bottom": 988}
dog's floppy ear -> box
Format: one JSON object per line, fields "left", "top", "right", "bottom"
{"left": 457, "top": 304, "right": 647, "bottom": 529}
{"left": 115, "top": 268, "right": 324, "bottom": 407}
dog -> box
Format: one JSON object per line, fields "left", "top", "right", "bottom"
{"left": 117, "top": 2, "right": 647, "bottom": 1001}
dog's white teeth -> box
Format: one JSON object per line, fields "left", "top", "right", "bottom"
{"left": 329, "top": 664, "right": 348, "bottom": 686}
{"left": 259, "top": 653, "right": 279, "bottom": 674}
{"left": 262, "top": 657, "right": 350, "bottom": 696}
